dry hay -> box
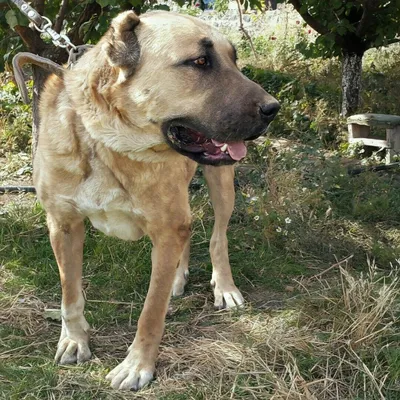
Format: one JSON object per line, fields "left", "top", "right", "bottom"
{"left": 1, "top": 260, "right": 399, "bottom": 399}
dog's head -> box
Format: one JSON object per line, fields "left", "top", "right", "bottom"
{"left": 79, "top": 11, "right": 279, "bottom": 165}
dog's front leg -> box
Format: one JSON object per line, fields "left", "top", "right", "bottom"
{"left": 203, "top": 165, "right": 245, "bottom": 309}
{"left": 47, "top": 214, "right": 91, "bottom": 365}
{"left": 106, "top": 222, "right": 190, "bottom": 390}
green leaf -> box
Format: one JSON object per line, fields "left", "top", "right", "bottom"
{"left": 4, "top": 8, "right": 28, "bottom": 29}
{"left": 252, "top": 0, "right": 263, "bottom": 11}
{"left": 5, "top": 10, "right": 19, "bottom": 30}
{"left": 152, "top": 4, "right": 170, "bottom": 11}
{"left": 130, "top": 0, "right": 144, "bottom": 7}
{"left": 96, "top": 0, "right": 115, "bottom": 7}
{"left": 337, "top": 25, "right": 347, "bottom": 36}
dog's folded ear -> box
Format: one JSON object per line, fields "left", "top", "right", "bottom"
{"left": 103, "top": 11, "right": 141, "bottom": 78}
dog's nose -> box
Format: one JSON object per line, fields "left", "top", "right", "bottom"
{"left": 259, "top": 101, "right": 280, "bottom": 123}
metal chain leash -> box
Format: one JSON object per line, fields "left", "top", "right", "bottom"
{"left": 33, "top": 16, "right": 76, "bottom": 51}
{"left": 10, "top": 0, "right": 76, "bottom": 52}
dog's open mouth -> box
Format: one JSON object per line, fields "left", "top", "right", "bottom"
{"left": 166, "top": 125, "right": 247, "bottom": 165}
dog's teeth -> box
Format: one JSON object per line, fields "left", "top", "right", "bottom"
{"left": 221, "top": 144, "right": 228, "bottom": 152}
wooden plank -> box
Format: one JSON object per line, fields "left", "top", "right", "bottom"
{"left": 386, "top": 149, "right": 395, "bottom": 164}
{"left": 347, "top": 113, "right": 400, "bottom": 128}
{"left": 349, "top": 138, "right": 390, "bottom": 148}
{"left": 386, "top": 126, "right": 400, "bottom": 164}
{"left": 348, "top": 123, "right": 370, "bottom": 139}
{"left": 387, "top": 126, "right": 400, "bottom": 151}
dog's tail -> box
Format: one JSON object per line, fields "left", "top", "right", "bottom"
{"left": 12, "top": 52, "right": 64, "bottom": 104}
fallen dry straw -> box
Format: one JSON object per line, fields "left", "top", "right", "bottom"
{"left": 1, "top": 260, "right": 399, "bottom": 399}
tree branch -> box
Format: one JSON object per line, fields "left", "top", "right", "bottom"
{"left": 54, "top": 0, "right": 69, "bottom": 33}
{"left": 365, "top": 34, "right": 400, "bottom": 50}
{"left": 289, "top": 0, "right": 329, "bottom": 35}
{"left": 68, "top": 1, "right": 102, "bottom": 45}
{"left": 235, "top": 0, "right": 258, "bottom": 60}
{"left": 372, "top": 37, "right": 400, "bottom": 48}
{"left": 289, "top": 0, "right": 347, "bottom": 48}
{"left": 356, "top": 0, "right": 378, "bottom": 37}
{"left": 32, "top": 0, "right": 45, "bottom": 15}
{"left": 385, "top": 37, "right": 400, "bottom": 45}
{"left": 14, "top": 25, "right": 45, "bottom": 53}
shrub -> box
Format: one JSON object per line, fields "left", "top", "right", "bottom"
{"left": 0, "top": 77, "right": 32, "bottom": 154}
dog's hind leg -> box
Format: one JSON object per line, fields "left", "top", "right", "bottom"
{"left": 172, "top": 237, "right": 190, "bottom": 297}
{"left": 47, "top": 213, "right": 91, "bottom": 365}
{"left": 203, "top": 165, "right": 245, "bottom": 309}
{"left": 172, "top": 160, "right": 197, "bottom": 297}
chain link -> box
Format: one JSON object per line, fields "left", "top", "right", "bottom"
{"left": 33, "top": 17, "right": 76, "bottom": 51}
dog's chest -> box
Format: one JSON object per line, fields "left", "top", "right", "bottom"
{"left": 73, "top": 170, "right": 145, "bottom": 242}
{"left": 88, "top": 207, "right": 143, "bottom": 241}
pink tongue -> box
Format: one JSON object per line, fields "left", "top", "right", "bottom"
{"left": 212, "top": 140, "right": 247, "bottom": 161}
{"left": 227, "top": 142, "right": 247, "bottom": 160}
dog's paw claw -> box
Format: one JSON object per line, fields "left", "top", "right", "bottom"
{"left": 212, "top": 282, "right": 245, "bottom": 310}
{"left": 55, "top": 337, "right": 91, "bottom": 365}
{"left": 106, "top": 358, "right": 154, "bottom": 390}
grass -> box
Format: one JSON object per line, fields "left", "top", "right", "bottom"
{"left": 1, "top": 8, "right": 400, "bottom": 400}
{"left": 1, "top": 143, "right": 400, "bottom": 399}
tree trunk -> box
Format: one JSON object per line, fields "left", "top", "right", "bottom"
{"left": 341, "top": 51, "right": 363, "bottom": 117}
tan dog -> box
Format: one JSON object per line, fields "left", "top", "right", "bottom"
{"left": 33, "top": 11, "right": 279, "bottom": 390}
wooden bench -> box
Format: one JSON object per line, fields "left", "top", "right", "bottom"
{"left": 347, "top": 113, "right": 400, "bottom": 164}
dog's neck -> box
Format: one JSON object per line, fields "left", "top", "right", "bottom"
{"left": 93, "top": 139, "right": 191, "bottom": 196}
{"left": 65, "top": 49, "right": 174, "bottom": 163}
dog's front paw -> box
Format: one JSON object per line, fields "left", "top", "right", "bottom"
{"left": 211, "top": 278, "right": 245, "bottom": 309}
{"left": 55, "top": 317, "right": 91, "bottom": 364}
{"left": 55, "top": 335, "right": 91, "bottom": 365}
{"left": 106, "top": 354, "right": 154, "bottom": 390}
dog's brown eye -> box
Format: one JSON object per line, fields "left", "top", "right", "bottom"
{"left": 194, "top": 57, "right": 208, "bottom": 66}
